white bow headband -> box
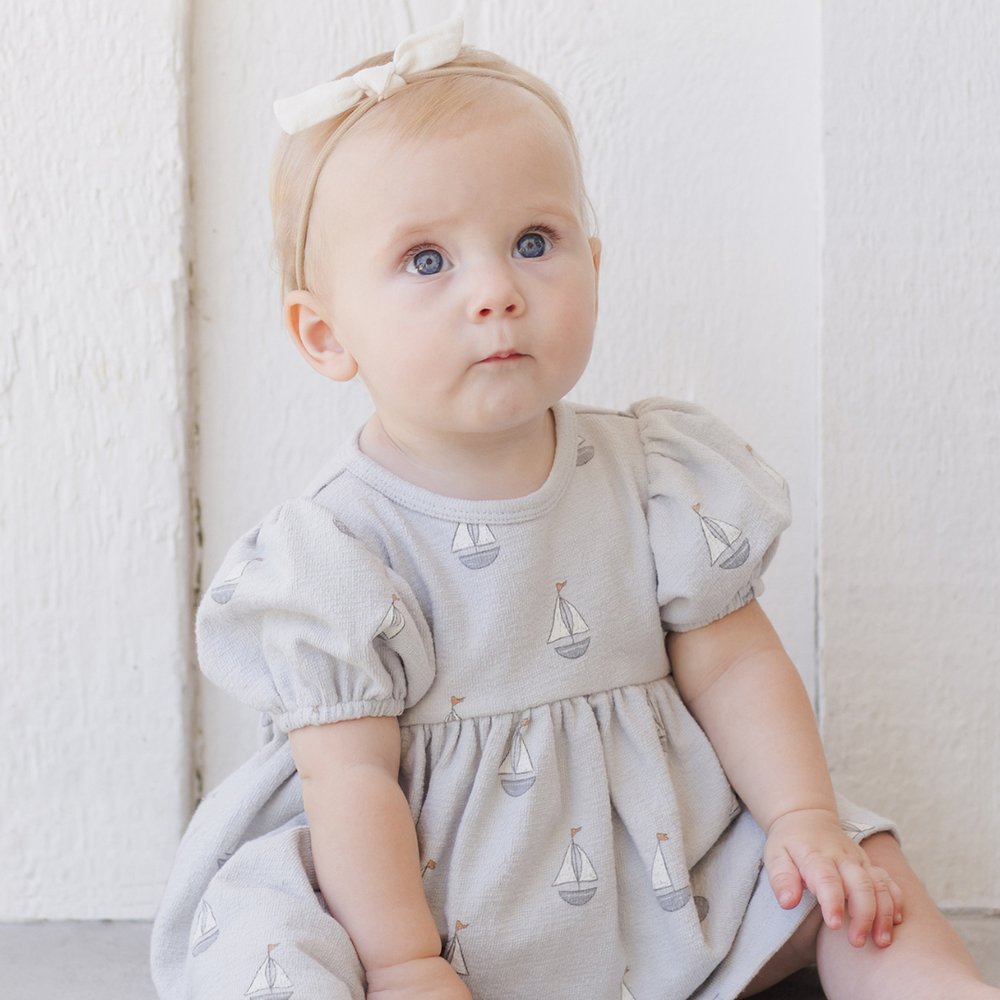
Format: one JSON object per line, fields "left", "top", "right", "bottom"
{"left": 274, "top": 18, "right": 465, "bottom": 134}
{"left": 274, "top": 18, "right": 566, "bottom": 290}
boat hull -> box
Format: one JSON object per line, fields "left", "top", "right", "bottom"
{"left": 500, "top": 775, "right": 536, "bottom": 797}
{"left": 458, "top": 547, "right": 499, "bottom": 569}
{"left": 655, "top": 885, "right": 692, "bottom": 912}
{"left": 191, "top": 929, "right": 218, "bottom": 956}
{"left": 718, "top": 537, "right": 750, "bottom": 570}
{"left": 556, "top": 637, "right": 590, "bottom": 659}
{"left": 559, "top": 886, "right": 597, "bottom": 906}
{"left": 211, "top": 582, "right": 237, "bottom": 604}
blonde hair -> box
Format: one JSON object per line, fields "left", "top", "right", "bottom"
{"left": 269, "top": 46, "right": 591, "bottom": 295}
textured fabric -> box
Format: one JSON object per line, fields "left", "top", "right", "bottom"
{"left": 151, "top": 398, "right": 896, "bottom": 1000}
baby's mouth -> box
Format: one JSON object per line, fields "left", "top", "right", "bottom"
{"left": 479, "top": 350, "right": 526, "bottom": 364}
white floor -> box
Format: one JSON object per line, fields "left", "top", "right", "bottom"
{"left": 1, "top": 915, "right": 996, "bottom": 999}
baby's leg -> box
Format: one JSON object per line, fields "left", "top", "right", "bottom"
{"left": 816, "top": 832, "right": 996, "bottom": 999}
{"left": 184, "top": 815, "right": 367, "bottom": 1000}
{"left": 742, "top": 832, "right": 996, "bottom": 999}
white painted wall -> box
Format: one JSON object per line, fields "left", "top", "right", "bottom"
{"left": 3, "top": 0, "right": 997, "bottom": 923}
{"left": 191, "top": 0, "right": 823, "bottom": 794}
{"left": 0, "top": 2, "right": 192, "bottom": 917}
{"left": 820, "top": 1, "right": 1000, "bottom": 908}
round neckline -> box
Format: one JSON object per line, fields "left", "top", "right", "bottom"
{"left": 341, "top": 402, "right": 578, "bottom": 524}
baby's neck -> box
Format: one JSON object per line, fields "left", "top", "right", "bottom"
{"left": 358, "top": 410, "right": 557, "bottom": 501}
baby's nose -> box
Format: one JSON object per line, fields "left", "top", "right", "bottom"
{"left": 468, "top": 266, "right": 525, "bottom": 320}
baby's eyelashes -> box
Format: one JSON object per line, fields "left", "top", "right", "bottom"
{"left": 405, "top": 247, "right": 449, "bottom": 275}
{"left": 514, "top": 227, "right": 556, "bottom": 259}
{"left": 402, "top": 226, "right": 557, "bottom": 275}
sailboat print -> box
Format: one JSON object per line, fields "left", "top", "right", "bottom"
{"left": 553, "top": 827, "right": 599, "bottom": 905}
{"left": 452, "top": 523, "right": 500, "bottom": 568}
{"left": 374, "top": 596, "right": 405, "bottom": 641}
{"left": 646, "top": 692, "right": 669, "bottom": 750}
{"left": 651, "top": 833, "right": 692, "bottom": 912}
{"left": 548, "top": 582, "right": 590, "bottom": 659}
{"left": 444, "top": 921, "right": 470, "bottom": 976}
{"left": 746, "top": 444, "right": 786, "bottom": 489}
{"left": 576, "top": 436, "right": 595, "bottom": 466}
{"left": 446, "top": 696, "right": 465, "bottom": 722}
{"left": 693, "top": 504, "right": 750, "bottom": 570}
{"left": 421, "top": 859, "right": 436, "bottom": 877}
{"left": 211, "top": 558, "right": 262, "bottom": 604}
{"left": 499, "top": 719, "right": 536, "bottom": 796}
{"left": 621, "top": 967, "right": 637, "bottom": 1000}
{"left": 190, "top": 899, "right": 219, "bottom": 956}
{"left": 245, "top": 944, "right": 293, "bottom": 1000}
{"left": 840, "top": 819, "right": 876, "bottom": 838}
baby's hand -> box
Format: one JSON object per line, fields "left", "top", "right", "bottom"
{"left": 366, "top": 956, "right": 473, "bottom": 1000}
{"left": 764, "top": 808, "right": 904, "bottom": 948}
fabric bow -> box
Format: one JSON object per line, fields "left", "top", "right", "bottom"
{"left": 274, "top": 18, "right": 465, "bottom": 134}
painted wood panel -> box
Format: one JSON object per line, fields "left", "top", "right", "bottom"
{"left": 821, "top": 1, "right": 1000, "bottom": 906}
{"left": 0, "top": 0, "right": 191, "bottom": 917}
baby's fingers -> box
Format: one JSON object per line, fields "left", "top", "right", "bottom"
{"left": 800, "top": 855, "right": 849, "bottom": 931}
{"left": 764, "top": 848, "right": 804, "bottom": 910}
{"left": 840, "top": 861, "right": 882, "bottom": 947}
{"left": 858, "top": 865, "right": 901, "bottom": 948}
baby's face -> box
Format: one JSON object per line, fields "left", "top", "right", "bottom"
{"left": 296, "top": 95, "right": 600, "bottom": 443}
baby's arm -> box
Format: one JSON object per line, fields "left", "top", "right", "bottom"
{"left": 667, "top": 600, "right": 904, "bottom": 949}
{"left": 289, "top": 718, "right": 471, "bottom": 1000}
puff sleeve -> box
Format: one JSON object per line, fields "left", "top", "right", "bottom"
{"left": 196, "top": 497, "right": 435, "bottom": 732}
{"left": 634, "top": 398, "right": 792, "bottom": 633}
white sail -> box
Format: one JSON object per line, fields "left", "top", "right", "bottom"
{"left": 223, "top": 559, "right": 252, "bottom": 583}
{"left": 246, "top": 955, "right": 293, "bottom": 996}
{"left": 651, "top": 842, "right": 674, "bottom": 892}
{"left": 708, "top": 516, "right": 742, "bottom": 545}
{"left": 622, "top": 982, "right": 637, "bottom": 1000}
{"left": 553, "top": 841, "right": 598, "bottom": 885}
{"left": 748, "top": 446, "right": 786, "bottom": 487}
{"left": 452, "top": 523, "right": 496, "bottom": 551}
{"left": 548, "top": 597, "right": 589, "bottom": 643}
{"left": 699, "top": 515, "right": 742, "bottom": 565}
{"left": 452, "top": 523, "right": 475, "bottom": 552}
{"left": 445, "top": 931, "right": 468, "bottom": 975}
{"left": 196, "top": 899, "right": 217, "bottom": 935}
{"left": 375, "top": 602, "right": 404, "bottom": 640}
{"left": 498, "top": 732, "right": 533, "bottom": 775}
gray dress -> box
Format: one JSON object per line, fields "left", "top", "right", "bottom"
{"left": 151, "top": 398, "right": 895, "bottom": 1000}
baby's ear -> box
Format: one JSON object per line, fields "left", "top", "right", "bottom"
{"left": 284, "top": 290, "right": 358, "bottom": 382}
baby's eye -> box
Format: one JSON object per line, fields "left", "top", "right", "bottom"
{"left": 406, "top": 248, "right": 448, "bottom": 275}
{"left": 514, "top": 231, "right": 550, "bottom": 259}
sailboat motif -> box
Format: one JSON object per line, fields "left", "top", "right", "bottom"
{"left": 421, "top": 859, "right": 436, "bottom": 878}
{"left": 245, "top": 944, "right": 293, "bottom": 1000}
{"left": 548, "top": 582, "right": 590, "bottom": 659}
{"left": 553, "top": 827, "right": 599, "bottom": 905}
{"left": 621, "top": 967, "right": 636, "bottom": 1000}
{"left": 498, "top": 719, "right": 536, "bottom": 796}
{"left": 646, "top": 692, "right": 669, "bottom": 750}
{"left": 444, "top": 921, "right": 470, "bottom": 976}
{"left": 693, "top": 504, "right": 750, "bottom": 570}
{"left": 452, "top": 523, "right": 500, "bottom": 569}
{"left": 211, "top": 557, "right": 262, "bottom": 604}
{"left": 446, "top": 696, "right": 464, "bottom": 722}
{"left": 374, "top": 596, "right": 405, "bottom": 641}
{"left": 576, "top": 435, "right": 595, "bottom": 466}
{"left": 190, "top": 899, "right": 219, "bottom": 956}
{"left": 746, "top": 444, "right": 786, "bottom": 489}
{"left": 840, "top": 819, "right": 876, "bottom": 838}
{"left": 651, "top": 833, "right": 691, "bottom": 912}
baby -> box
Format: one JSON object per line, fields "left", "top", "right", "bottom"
{"left": 151, "top": 19, "right": 997, "bottom": 1000}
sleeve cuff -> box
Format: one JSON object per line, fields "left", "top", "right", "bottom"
{"left": 276, "top": 698, "right": 406, "bottom": 733}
